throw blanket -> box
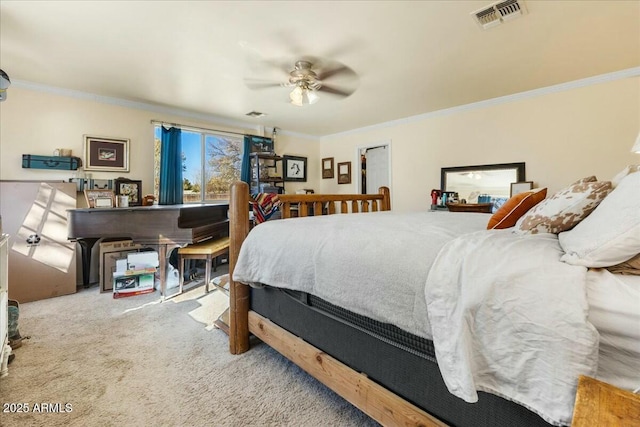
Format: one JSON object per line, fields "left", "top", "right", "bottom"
{"left": 426, "top": 230, "right": 599, "bottom": 426}
{"left": 251, "top": 193, "right": 281, "bottom": 224}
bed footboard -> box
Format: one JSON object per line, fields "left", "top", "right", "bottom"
{"left": 225, "top": 182, "right": 448, "bottom": 426}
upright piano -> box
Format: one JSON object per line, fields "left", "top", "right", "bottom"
{"left": 67, "top": 203, "right": 229, "bottom": 296}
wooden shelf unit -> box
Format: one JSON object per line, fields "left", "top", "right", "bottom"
{"left": 250, "top": 153, "right": 284, "bottom": 194}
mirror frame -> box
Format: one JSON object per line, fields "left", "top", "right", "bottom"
{"left": 441, "top": 162, "right": 526, "bottom": 196}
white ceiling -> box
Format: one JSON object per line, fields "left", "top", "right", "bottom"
{"left": 1, "top": 1, "right": 639, "bottom": 138}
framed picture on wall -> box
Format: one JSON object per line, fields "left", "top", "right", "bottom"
{"left": 114, "top": 178, "right": 142, "bottom": 206}
{"left": 249, "top": 136, "right": 274, "bottom": 154}
{"left": 322, "top": 157, "right": 334, "bottom": 179}
{"left": 283, "top": 155, "right": 307, "bottom": 182}
{"left": 337, "top": 161, "right": 351, "bottom": 184}
{"left": 84, "top": 135, "right": 130, "bottom": 172}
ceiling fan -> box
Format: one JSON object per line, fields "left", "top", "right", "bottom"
{"left": 245, "top": 59, "right": 358, "bottom": 106}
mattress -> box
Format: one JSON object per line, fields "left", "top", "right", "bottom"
{"left": 586, "top": 269, "right": 640, "bottom": 391}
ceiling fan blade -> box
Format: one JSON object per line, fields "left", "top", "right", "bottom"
{"left": 318, "top": 65, "right": 356, "bottom": 81}
{"left": 318, "top": 84, "right": 354, "bottom": 98}
{"left": 244, "top": 79, "right": 288, "bottom": 90}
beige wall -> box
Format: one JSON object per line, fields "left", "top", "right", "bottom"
{"left": 320, "top": 76, "right": 640, "bottom": 212}
{"left": 0, "top": 87, "right": 320, "bottom": 197}
{"left": 2, "top": 75, "right": 638, "bottom": 212}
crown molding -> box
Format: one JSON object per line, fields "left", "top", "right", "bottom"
{"left": 11, "top": 79, "right": 273, "bottom": 136}
{"left": 13, "top": 66, "right": 639, "bottom": 142}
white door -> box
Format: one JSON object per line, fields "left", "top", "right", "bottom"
{"left": 365, "top": 146, "right": 389, "bottom": 194}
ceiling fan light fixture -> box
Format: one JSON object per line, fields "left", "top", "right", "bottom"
{"left": 289, "top": 85, "right": 318, "bottom": 107}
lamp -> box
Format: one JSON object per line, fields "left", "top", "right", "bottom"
{"left": 290, "top": 84, "right": 319, "bottom": 107}
{"left": 632, "top": 132, "right": 640, "bottom": 154}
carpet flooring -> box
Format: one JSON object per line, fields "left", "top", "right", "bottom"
{"left": 0, "top": 273, "right": 378, "bottom": 427}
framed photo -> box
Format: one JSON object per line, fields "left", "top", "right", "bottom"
{"left": 337, "top": 161, "right": 351, "bottom": 184}
{"left": 322, "top": 157, "right": 334, "bottom": 179}
{"left": 84, "top": 135, "right": 130, "bottom": 172}
{"left": 114, "top": 178, "right": 142, "bottom": 206}
{"left": 510, "top": 181, "right": 533, "bottom": 197}
{"left": 84, "top": 189, "right": 115, "bottom": 208}
{"left": 95, "top": 197, "right": 114, "bottom": 208}
{"left": 283, "top": 155, "right": 307, "bottom": 182}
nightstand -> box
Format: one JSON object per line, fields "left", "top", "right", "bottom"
{"left": 572, "top": 375, "right": 640, "bottom": 426}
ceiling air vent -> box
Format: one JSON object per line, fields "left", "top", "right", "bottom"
{"left": 472, "top": 0, "right": 527, "bottom": 30}
{"left": 246, "top": 111, "right": 266, "bottom": 118}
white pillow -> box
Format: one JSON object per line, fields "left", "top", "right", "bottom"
{"left": 611, "top": 165, "right": 640, "bottom": 188}
{"left": 559, "top": 171, "right": 640, "bottom": 267}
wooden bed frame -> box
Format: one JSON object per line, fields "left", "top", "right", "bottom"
{"left": 227, "top": 181, "right": 449, "bottom": 427}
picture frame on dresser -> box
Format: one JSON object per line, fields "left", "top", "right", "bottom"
{"left": 114, "top": 178, "right": 142, "bottom": 206}
{"left": 84, "top": 189, "right": 115, "bottom": 208}
{"left": 510, "top": 181, "right": 533, "bottom": 197}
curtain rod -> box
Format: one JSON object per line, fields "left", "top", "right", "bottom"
{"left": 150, "top": 120, "right": 271, "bottom": 139}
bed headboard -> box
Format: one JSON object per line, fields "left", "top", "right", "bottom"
{"left": 277, "top": 187, "right": 391, "bottom": 218}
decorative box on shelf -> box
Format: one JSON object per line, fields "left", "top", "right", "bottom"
{"left": 22, "top": 154, "right": 82, "bottom": 171}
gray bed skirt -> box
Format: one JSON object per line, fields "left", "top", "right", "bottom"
{"left": 250, "top": 285, "right": 552, "bottom": 427}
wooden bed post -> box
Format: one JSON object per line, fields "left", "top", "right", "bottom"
{"left": 379, "top": 186, "right": 391, "bottom": 211}
{"left": 229, "top": 181, "right": 251, "bottom": 354}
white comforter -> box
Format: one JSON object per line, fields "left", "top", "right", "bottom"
{"left": 233, "top": 210, "right": 490, "bottom": 339}
{"left": 426, "top": 230, "right": 599, "bottom": 426}
{"left": 233, "top": 211, "right": 599, "bottom": 426}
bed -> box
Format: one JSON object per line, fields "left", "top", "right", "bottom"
{"left": 226, "top": 170, "right": 640, "bottom": 427}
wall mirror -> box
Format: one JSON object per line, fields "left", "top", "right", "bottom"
{"left": 441, "top": 162, "right": 526, "bottom": 203}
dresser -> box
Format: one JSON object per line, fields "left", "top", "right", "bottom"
{"left": 0, "top": 234, "right": 10, "bottom": 378}
{"left": 446, "top": 202, "right": 493, "bottom": 213}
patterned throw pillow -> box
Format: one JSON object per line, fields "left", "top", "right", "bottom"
{"left": 487, "top": 188, "right": 547, "bottom": 229}
{"left": 514, "top": 178, "right": 611, "bottom": 235}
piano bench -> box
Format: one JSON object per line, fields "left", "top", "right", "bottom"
{"left": 177, "top": 236, "right": 230, "bottom": 295}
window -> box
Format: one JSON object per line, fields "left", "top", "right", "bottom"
{"left": 153, "top": 126, "right": 242, "bottom": 202}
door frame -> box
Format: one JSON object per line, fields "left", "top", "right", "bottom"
{"left": 355, "top": 139, "right": 392, "bottom": 202}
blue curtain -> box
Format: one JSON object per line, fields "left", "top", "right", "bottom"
{"left": 240, "top": 135, "right": 252, "bottom": 184}
{"left": 159, "top": 126, "right": 183, "bottom": 205}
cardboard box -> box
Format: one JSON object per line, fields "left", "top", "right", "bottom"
{"left": 110, "top": 249, "right": 159, "bottom": 298}
{"left": 99, "top": 240, "right": 144, "bottom": 293}
{"left": 1, "top": 181, "right": 77, "bottom": 303}
{"left": 112, "top": 269, "right": 155, "bottom": 299}
{"left": 126, "top": 251, "right": 159, "bottom": 270}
